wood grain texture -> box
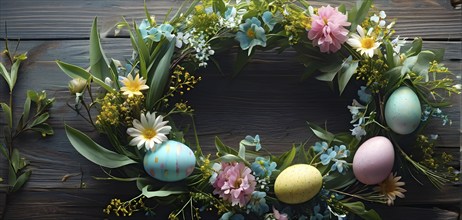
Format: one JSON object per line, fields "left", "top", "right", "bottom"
{"left": 0, "top": 0, "right": 461, "bottom": 40}
{"left": 0, "top": 0, "right": 461, "bottom": 219}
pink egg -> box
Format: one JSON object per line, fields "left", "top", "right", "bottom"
{"left": 353, "top": 136, "right": 395, "bottom": 185}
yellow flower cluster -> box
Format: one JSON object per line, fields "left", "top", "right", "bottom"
{"left": 96, "top": 93, "right": 120, "bottom": 126}
{"left": 189, "top": 5, "right": 221, "bottom": 38}
{"left": 281, "top": 5, "right": 311, "bottom": 45}
{"left": 199, "top": 154, "right": 212, "bottom": 180}
{"left": 103, "top": 197, "right": 146, "bottom": 217}
{"left": 169, "top": 65, "right": 202, "bottom": 97}
{"left": 191, "top": 192, "right": 228, "bottom": 214}
{"left": 356, "top": 57, "right": 388, "bottom": 93}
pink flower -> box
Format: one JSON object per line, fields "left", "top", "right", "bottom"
{"left": 308, "top": 5, "right": 350, "bottom": 53}
{"left": 212, "top": 162, "right": 256, "bottom": 207}
{"left": 272, "top": 206, "right": 288, "bottom": 220}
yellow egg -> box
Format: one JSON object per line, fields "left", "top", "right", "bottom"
{"left": 274, "top": 164, "right": 322, "bottom": 204}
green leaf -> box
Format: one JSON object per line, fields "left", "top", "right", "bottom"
{"left": 141, "top": 185, "right": 186, "bottom": 198}
{"left": 28, "top": 113, "right": 49, "bottom": 128}
{"left": 65, "top": 125, "right": 137, "bottom": 168}
{"left": 219, "top": 154, "right": 247, "bottom": 164}
{"left": 238, "top": 144, "right": 246, "bottom": 160}
{"left": 343, "top": 201, "right": 381, "bottom": 220}
{"left": 11, "top": 148, "right": 21, "bottom": 173}
{"left": 56, "top": 60, "right": 114, "bottom": 92}
{"left": 0, "top": 63, "right": 12, "bottom": 90}
{"left": 90, "top": 17, "right": 111, "bottom": 80}
{"left": 23, "top": 96, "right": 31, "bottom": 124}
{"left": 307, "top": 122, "right": 335, "bottom": 143}
{"left": 338, "top": 57, "right": 358, "bottom": 94}
{"left": 384, "top": 41, "right": 396, "bottom": 68}
{"left": 8, "top": 164, "right": 16, "bottom": 186}
{"left": 233, "top": 48, "right": 253, "bottom": 77}
{"left": 146, "top": 40, "right": 175, "bottom": 110}
{"left": 0, "top": 143, "right": 7, "bottom": 158}
{"left": 11, "top": 170, "right": 31, "bottom": 193}
{"left": 9, "top": 58, "right": 21, "bottom": 91}
{"left": 405, "top": 38, "right": 423, "bottom": 57}
{"left": 1, "top": 103, "right": 13, "bottom": 128}
{"left": 215, "top": 136, "right": 239, "bottom": 156}
{"left": 412, "top": 51, "right": 435, "bottom": 82}
{"left": 324, "top": 171, "right": 356, "bottom": 190}
{"left": 30, "top": 123, "right": 54, "bottom": 137}
{"left": 278, "top": 146, "right": 296, "bottom": 170}
{"left": 349, "top": 0, "right": 372, "bottom": 32}
{"left": 213, "top": 0, "right": 226, "bottom": 14}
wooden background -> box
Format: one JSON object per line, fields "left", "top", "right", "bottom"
{"left": 0, "top": 0, "right": 461, "bottom": 219}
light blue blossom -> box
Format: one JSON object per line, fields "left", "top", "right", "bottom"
{"left": 347, "top": 99, "right": 366, "bottom": 123}
{"left": 351, "top": 117, "right": 367, "bottom": 139}
{"left": 220, "top": 212, "right": 244, "bottom": 220}
{"left": 421, "top": 105, "right": 451, "bottom": 125}
{"left": 138, "top": 19, "right": 151, "bottom": 39}
{"left": 320, "top": 149, "right": 336, "bottom": 165}
{"left": 313, "top": 141, "right": 328, "bottom": 153}
{"left": 146, "top": 27, "right": 162, "bottom": 42}
{"left": 334, "top": 145, "right": 349, "bottom": 158}
{"left": 251, "top": 157, "right": 277, "bottom": 178}
{"left": 310, "top": 205, "right": 328, "bottom": 220}
{"left": 243, "top": 134, "right": 262, "bottom": 151}
{"left": 236, "top": 17, "right": 267, "bottom": 55}
{"left": 158, "top": 24, "right": 174, "bottom": 41}
{"left": 331, "top": 159, "right": 348, "bottom": 173}
{"left": 357, "top": 86, "right": 372, "bottom": 103}
{"left": 224, "top": 7, "right": 237, "bottom": 20}
{"left": 262, "top": 11, "right": 277, "bottom": 31}
{"left": 247, "top": 191, "right": 269, "bottom": 216}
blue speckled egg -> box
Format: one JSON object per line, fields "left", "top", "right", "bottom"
{"left": 385, "top": 86, "right": 422, "bottom": 135}
{"left": 143, "top": 140, "right": 196, "bottom": 182}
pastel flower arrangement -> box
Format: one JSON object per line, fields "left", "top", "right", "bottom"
{"left": 55, "top": 0, "right": 460, "bottom": 219}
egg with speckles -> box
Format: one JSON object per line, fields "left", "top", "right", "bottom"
{"left": 385, "top": 86, "right": 422, "bottom": 135}
{"left": 274, "top": 164, "right": 322, "bottom": 204}
{"left": 353, "top": 136, "right": 395, "bottom": 185}
{"left": 143, "top": 140, "right": 196, "bottom": 182}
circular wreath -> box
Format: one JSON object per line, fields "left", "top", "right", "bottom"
{"left": 57, "top": 0, "right": 460, "bottom": 219}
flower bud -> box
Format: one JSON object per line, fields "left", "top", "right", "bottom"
{"left": 68, "top": 78, "right": 87, "bottom": 94}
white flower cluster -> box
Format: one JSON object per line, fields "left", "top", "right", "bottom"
{"left": 176, "top": 29, "right": 215, "bottom": 67}
{"left": 218, "top": 7, "right": 244, "bottom": 29}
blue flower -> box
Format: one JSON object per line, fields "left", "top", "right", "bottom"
{"left": 262, "top": 11, "right": 277, "bottom": 31}
{"left": 247, "top": 191, "right": 269, "bottom": 216}
{"left": 251, "top": 157, "right": 277, "bottom": 178}
{"left": 320, "top": 149, "right": 336, "bottom": 165}
{"left": 146, "top": 27, "right": 162, "bottom": 42}
{"left": 220, "top": 212, "right": 244, "bottom": 220}
{"left": 235, "top": 17, "right": 267, "bottom": 55}
{"left": 334, "top": 145, "right": 349, "bottom": 158}
{"left": 351, "top": 117, "right": 366, "bottom": 139}
{"left": 224, "top": 7, "right": 237, "bottom": 20}
{"left": 331, "top": 159, "right": 348, "bottom": 174}
{"left": 138, "top": 19, "right": 151, "bottom": 39}
{"left": 358, "top": 86, "right": 372, "bottom": 103}
{"left": 313, "top": 141, "right": 328, "bottom": 153}
{"left": 244, "top": 134, "right": 262, "bottom": 151}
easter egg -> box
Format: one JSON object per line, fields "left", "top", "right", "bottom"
{"left": 353, "top": 136, "right": 394, "bottom": 185}
{"left": 274, "top": 164, "right": 322, "bottom": 204}
{"left": 143, "top": 140, "right": 196, "bottom": 182}
{"left": 385, "top": 86, "right": 422, "bottom": 135}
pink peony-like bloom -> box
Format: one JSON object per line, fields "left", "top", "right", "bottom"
{"left": 308, "top": 5, "right": 350, "bottom": 53}
{"left": 212, "top": 162, "right": 256, "bottom": 207}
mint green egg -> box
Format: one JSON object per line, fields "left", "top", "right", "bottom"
{"left": 385, "top": 86, "right": 422, "bottom": 135}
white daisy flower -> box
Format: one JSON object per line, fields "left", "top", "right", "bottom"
{"left": 347, "top": 25, "right": 381, "bottom": 58}
{"left": 127, "top": 112, "right": 172, "bottom": 150}
{"left": 119, "top": 73, "right": 149, "bottom": 97}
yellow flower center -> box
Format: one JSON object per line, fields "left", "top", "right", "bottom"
{"left": 322, "top": 17, "right": 328, "bottom": 25}
{"left": 246, "top": 28, "right": 255, "bottom": 39}
{"left": 142, "top": 128, "right": 157, "bottom": 139}
{"left": 360, "top": 37, "right": 375, "bottom": 49}
{"left": 125, "top": 80, "right": 143, "bottom": 92}
{"left": 234, "top": 177, "right": 243, "bottom": 188}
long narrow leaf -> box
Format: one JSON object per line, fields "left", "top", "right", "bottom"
{"left": 90, "top": 17, "right": 111, "bottom": 80}
{"left": 65, "top": 125, "right": 137, "bottom": 168}
{"left": 141, "top": 185, "right": 186, "bottom": 198}
{"left": 0, "top": 63, "right": 13, "bottom": 91}
{"left": 1, "top": 103, "right": 12, "bottom": 128}
{"left": 9, "top": 59, "right": 21, "bottom": 92}
{"left": 56, "top": 60, "right": 114, "bottom": 92}
{"left": 146, "top": 40, "right": 175, "bottom": 110}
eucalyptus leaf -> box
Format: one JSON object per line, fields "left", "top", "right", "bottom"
{"left": 65, "top": 125, "right": 137, "bottom": 168}
{"left": 238, "top": 144, "right": 246, "bottom": 160}
{"left": 141, "top": 185, "right": 186, "bottom": 198}
{"left": 11, "top": 170, "right": 31, "bottom": 193}
{"left": 90, "top": 17, "right": 111, "bottom": 80}
{"left": 412, "top": 50, "right": 435, "bottom": 82}
{"left": 219, "top": 154, "right": 248, "bottom": 165}
{"left": 11, "top": 148, "right": 21, "bottom": 173}
{"left": 146, "top": 40, "right": 175, "bottom": 110}
{"left": 405, "top": 38, "right": 423, "bottom": 57}
{"left": 324, "top": 170, "right": 355, "bottom": 190}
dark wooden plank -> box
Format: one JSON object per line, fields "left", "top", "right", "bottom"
{"left": 1, "top": 0, "right": 461, "bottom": 40}
{"left": 0, "top": 38, "right": 460, "bottom": 219}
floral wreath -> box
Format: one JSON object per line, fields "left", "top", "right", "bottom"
{"left": 56, "top": 0, "right": 460, "bottom": 219}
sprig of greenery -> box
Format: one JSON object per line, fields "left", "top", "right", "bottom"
{"left": 1, "top": 40, "right": 54, "bottom": 193}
